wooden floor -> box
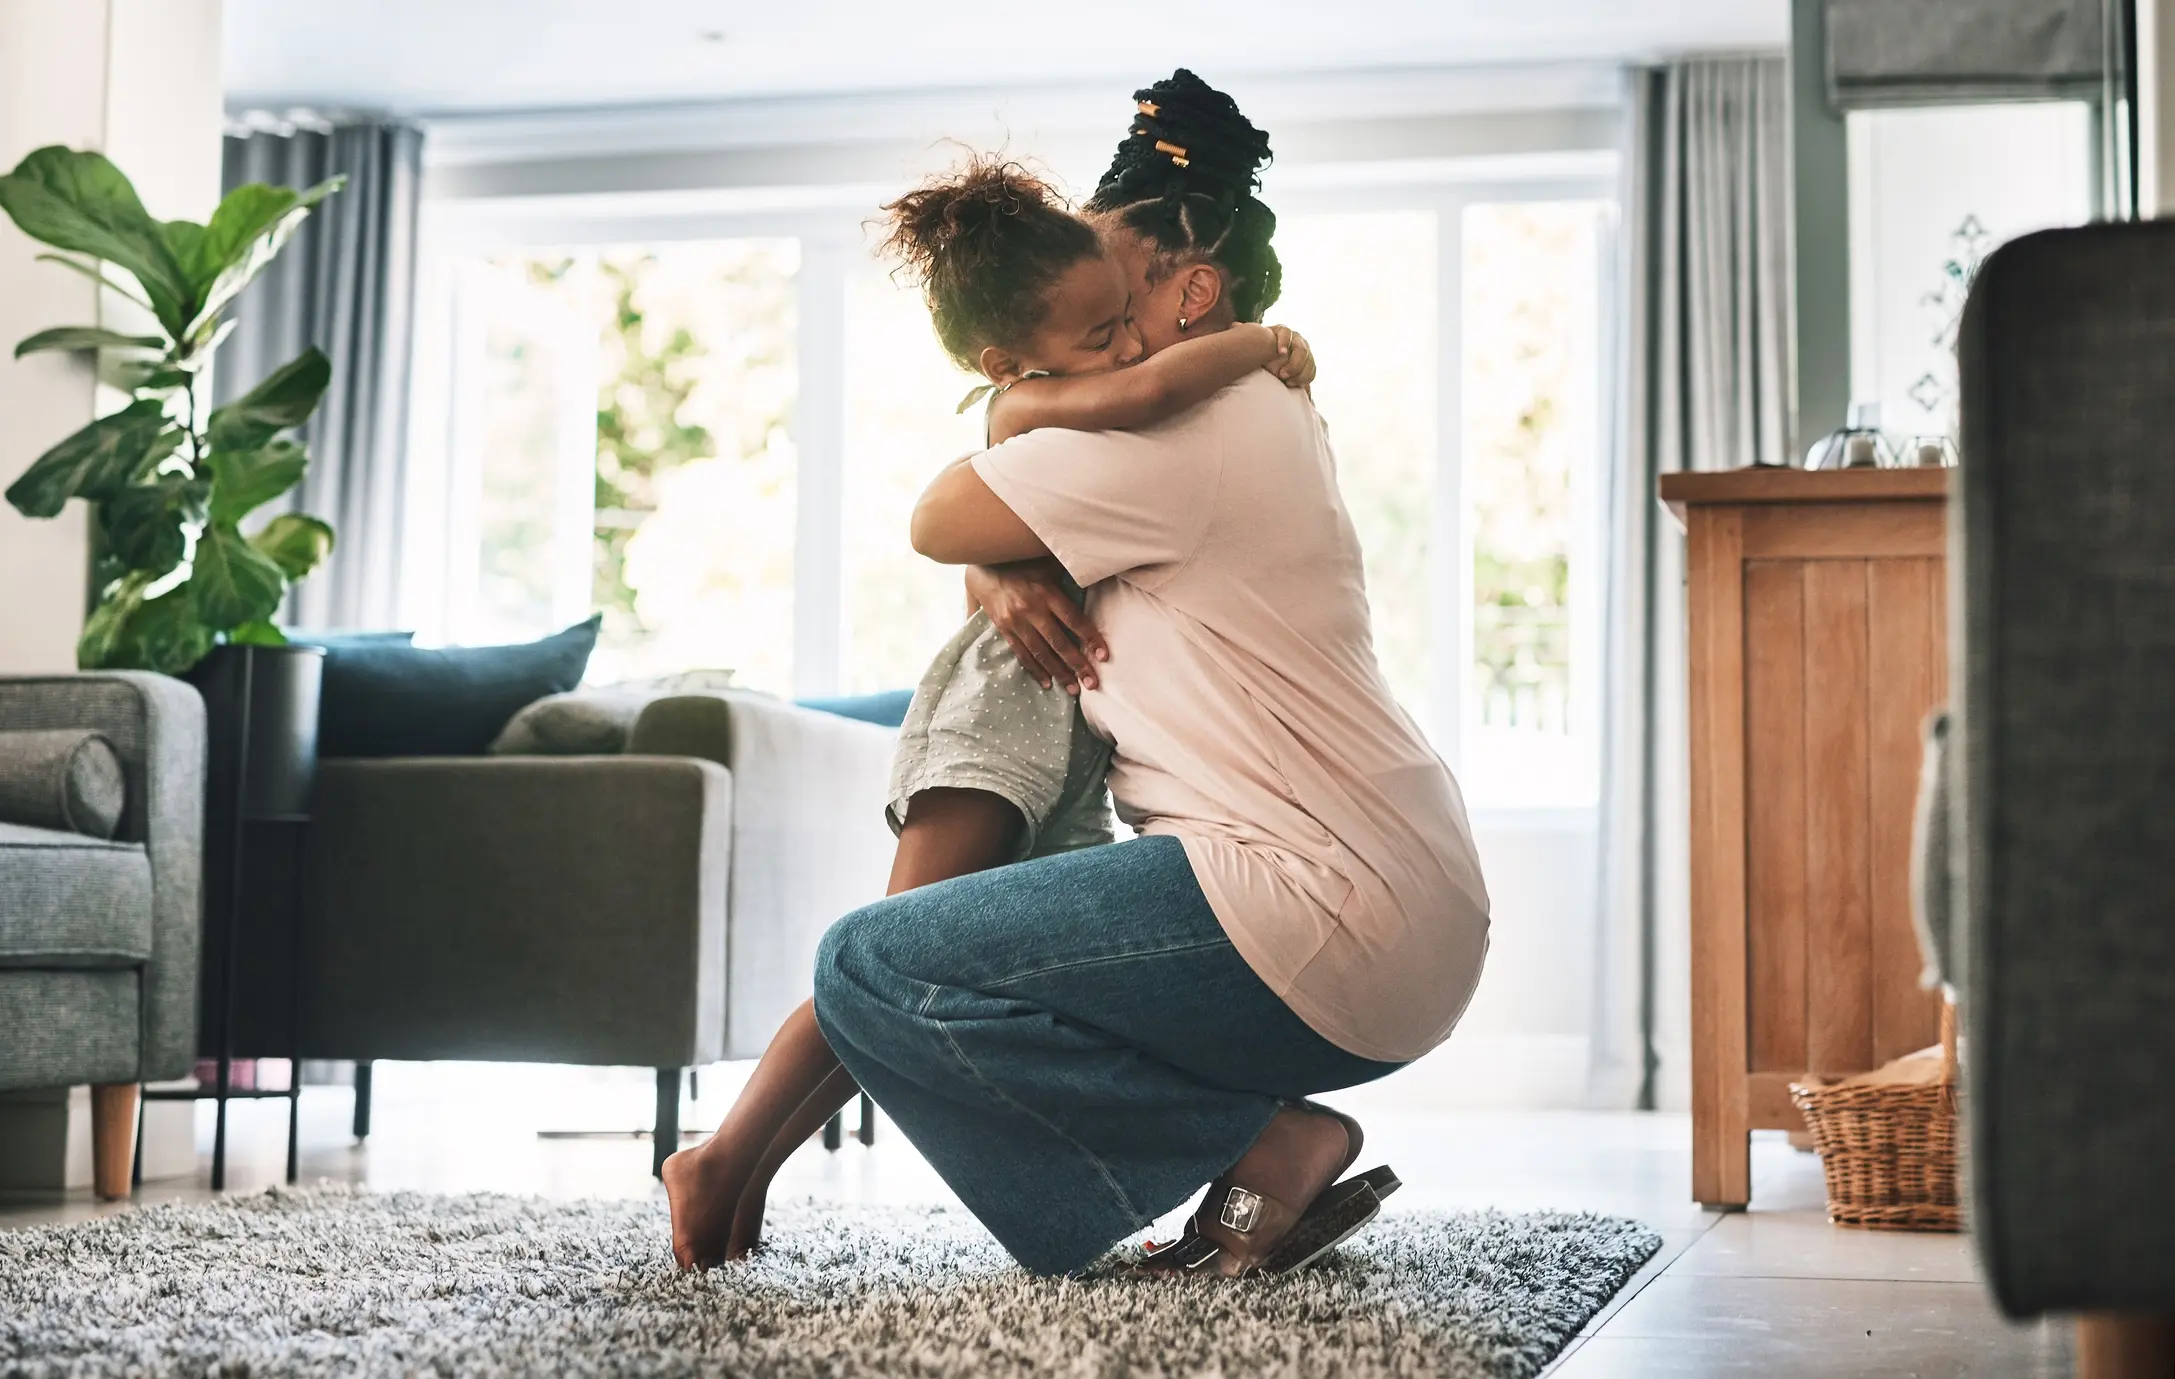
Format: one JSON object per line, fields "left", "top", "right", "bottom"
{"left": 0, "top": 1062, "right": 2068, "bottom": 1377}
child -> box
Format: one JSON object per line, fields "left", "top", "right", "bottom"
{"left": 663, "top": 155, "right": 1315, "bottom": 1270}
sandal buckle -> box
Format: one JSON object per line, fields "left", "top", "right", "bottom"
{"left": 1219, "top": 1186, "right": 1264, "bottom": 1234}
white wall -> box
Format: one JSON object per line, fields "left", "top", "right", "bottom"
{"left": 0, "top": 0, "right": 224, "bottom": 674}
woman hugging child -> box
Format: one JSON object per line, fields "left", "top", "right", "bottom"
{"left": 664, "top": 153, "right": 1314, "bottom": 1269}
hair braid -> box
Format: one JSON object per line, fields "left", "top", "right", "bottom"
{"left": 1083, "top": 69, "right": 1281, "bottom": 322}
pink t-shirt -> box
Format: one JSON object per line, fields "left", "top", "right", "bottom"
{"left": 972, "top": 372, "right": 1490, "bottom": 1063}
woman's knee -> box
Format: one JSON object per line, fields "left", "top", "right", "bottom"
{"left": 812, "top": 903, "right": 904, "bottom": 1037}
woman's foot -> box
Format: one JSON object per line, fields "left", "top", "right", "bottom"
{"left": 662, "top": 1141, "right": 757, "bottom": 1270}
{"left": 1174, "top": 1104, "right": 1358, "bottom": 1277}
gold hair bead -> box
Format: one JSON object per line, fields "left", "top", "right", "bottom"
{"left": 1137, "top": 100, "right": 1160, "bottom": 117}
{"left": 1154, "top": 139, "right": 1190, "bottom": 168}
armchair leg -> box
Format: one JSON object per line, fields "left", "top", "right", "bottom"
{"left": 652, "top": 1068, "right": 682, "bottom": 1179}
{"left": 90, "top": 1084, "right": 139, "bottom": 1201}
{"left": 2078, "top": 1314, "right": 2175, "bottom": 1379}
{"left": 823, "top": 1112, "right": 843, "bottom": 1151}
{"left": 857, "top": 1090, "right": 876, "bottom": 1146}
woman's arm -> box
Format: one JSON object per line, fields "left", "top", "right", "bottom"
{"left": 966, "top": 560, "right": 1107, "bottom": 691}
{"left": 986, "top": 323, "right": 1313, "bottom": 444}
{"left": 913, "top": 457, "right": 1048, "bottom": 565}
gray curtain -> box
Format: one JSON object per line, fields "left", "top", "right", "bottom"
{"left": 1589, "top": 57, "right": 1794, "bottom": 1109}
{"left": 216, "top": 121, "right": 423, "bottom": 632}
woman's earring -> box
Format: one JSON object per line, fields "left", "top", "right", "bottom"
{"left": 1177, "top": 316, "right": 1191, "bottom": 332}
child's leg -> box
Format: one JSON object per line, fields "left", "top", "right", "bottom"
{"left": 665, "top": 788, "right": 1025, "bottom": 1268}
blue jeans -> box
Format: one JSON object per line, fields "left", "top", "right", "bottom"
{"left": 812, "top": 834, "right": 1401, "bottom": 1275}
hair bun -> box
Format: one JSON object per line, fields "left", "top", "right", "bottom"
{"left": 881, "top": 157, "right": 1068, "bottom": 288}
{"left": 1124, "top": 69, "right": 1272, "bottom": 195}
{"left": 1085, "top": 70, "right": 1282, "bottom": 323}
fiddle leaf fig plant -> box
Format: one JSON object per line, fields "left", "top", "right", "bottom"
{"left": 0, "top": 145, "right": 345, "bottom": 674}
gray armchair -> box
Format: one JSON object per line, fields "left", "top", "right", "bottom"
{"left": 287, "top": 690, "right": 898, "bottom": 1173}
{"left": 0, "top": 672, "right": 205, "bottom": 1197}
{"left": 1947, "top": 220, "right": 2175, "bottom": 1364}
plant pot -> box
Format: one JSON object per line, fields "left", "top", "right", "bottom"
{"left": 184, "top": 643, "right": 324, "bottom": 1064}
{"left": 184, "top": 643, "right": 325, "bottom": 822}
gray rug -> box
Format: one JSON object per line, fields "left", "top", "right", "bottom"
{"left": 0, "top": 1187, "right": 1659, "bottom": 1378}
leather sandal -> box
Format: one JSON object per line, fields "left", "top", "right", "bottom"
{"left": 1136, "top": 1101, "right": 1401, "bottom": 1278}
{"left": 1136, "top": 1177, "right": 1385, "bottom": 1277}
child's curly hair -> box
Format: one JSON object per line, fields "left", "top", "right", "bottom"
{"left": 881, "top": 155, "right": 1103, "bottom": 371}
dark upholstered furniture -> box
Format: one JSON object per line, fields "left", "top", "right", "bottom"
{"left": 1947, "top": 220, "right": 2175, "bottom": 1361}
{"left": 281, "top": 690, "right": 895, "bottom": 1173}
{"left": 0, "top": 673, "right": 205, "bottom": 1197}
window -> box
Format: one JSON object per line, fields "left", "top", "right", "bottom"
{"left": 425, "top": 173, "right": 1614, "bottom": 807}
{"left": 1846, "top": 102, "right": 2092, "bottom": 443}
{"left": 1272, "top": 212, "right": 1439, "bottom": 723}
{"left": 447, "top": 241, "right": 800, "bottom": 693}
{"left": 1272, "top": 192, "right": 1610, "bottom": 806}
{"left": 841, "top": 259, "right": 986, "bottom": 693}
{"left": 1462, "top": 200, "right": 1606, "bottom": 806}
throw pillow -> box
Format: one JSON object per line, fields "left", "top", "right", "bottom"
{"left": 796, "top": 689, "right": 914, "bottom": 729}
{"left": 314, "top": 616, "right": 602, "bottom": 758}
{"left": 487, "top": 687, "right": 658, "bottom": 756}
{"left": 0, "top": 729, "right": 126, "bottom": 838}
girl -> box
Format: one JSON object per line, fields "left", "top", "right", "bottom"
{"left": 664, "top": 154, "right": 1318, "bottom": 1269}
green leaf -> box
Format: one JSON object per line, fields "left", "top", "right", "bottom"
{"left": 0, "top": 147, "right": 195, "bottom": 337}
{"left": 77, "top": 571, "right": 151, "bottom": 669}
{"left": 136, "top": 427, "right": 187, "bottom": 480}
{"left": 249, "top": 513, "right": 334, "bottom": 581}
{"left": 14, "top": 325, "right": 165, "bottom": 358}
{"left": 125, "top": 587, "right": 216, "bottom": 674}
{"left": 4, "top": 399, "right": 171, "bottom": 517}
{"left": 100, "top": 474, "right": 208, "bottom": 578}
{"left": 206, "top": 348, "right": 330, "bottom": 452}
{"left": 186, "top": 177, "right": 341, "bottom": 336}
{"left": 34, "top": 253, "right": 154, "bottom": 313}
{"left": 103, "top": 359, "right": 194, "bottom": 394}
{"left": 206, "top": 440, "right": 306, "bottom": 523}
{"left": 227, "top": 619, "right": 288, "bottom": 647}
{"left": 188, "top": 521, "right": 286, "bottom": 629}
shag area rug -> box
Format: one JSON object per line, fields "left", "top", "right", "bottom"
{"left": 0, "top": 1187, "right": 1658, "bottom": 1378}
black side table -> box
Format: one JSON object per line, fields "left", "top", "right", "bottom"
{"left": 147, "top": 643, "right": 324, "bottom": 1189}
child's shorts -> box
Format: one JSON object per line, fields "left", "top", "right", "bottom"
{"left": 886, "top": 610, "right": 1117, "bottom": 861}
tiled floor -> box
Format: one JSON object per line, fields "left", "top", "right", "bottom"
{"left": 0, "top": 1063, "right": 2069, "bottom": 1376}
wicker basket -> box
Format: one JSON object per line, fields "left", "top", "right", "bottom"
{"left": 1788, "top": 1002, "right": 1961, "bottom": 1231}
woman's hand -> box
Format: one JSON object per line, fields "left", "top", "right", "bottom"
{"left": 1266, "top": 325, "right": 1316, "bottom": 389}
{"left": 966, "top": 559, "right": 1108, "bottom": 693}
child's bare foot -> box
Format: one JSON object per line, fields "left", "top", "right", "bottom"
{"left": 662, "top": 1144, "right": 751, "bottom": 1270}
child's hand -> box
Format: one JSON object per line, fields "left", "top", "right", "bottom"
{"left": 1266, "top": 326, "right": 1316, "bottom": 389}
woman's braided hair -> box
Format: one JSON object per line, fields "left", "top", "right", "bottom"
{"left": 1084, "top": 69, "right": 1280, "bottom": 323}
{"left": 879, "top": 155, "right": 1102, "bottom": 370}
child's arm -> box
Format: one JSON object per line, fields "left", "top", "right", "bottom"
{"left": 987, "top": 323, "right": 1313, "bottom": 444}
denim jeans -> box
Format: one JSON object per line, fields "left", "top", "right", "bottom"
{"left": 812, "top": 833, "right": 1402, "bottom": 1275}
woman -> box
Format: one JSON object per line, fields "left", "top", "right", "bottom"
{"left": 823, "top": 71, "right": 1490, "bottom": 1277}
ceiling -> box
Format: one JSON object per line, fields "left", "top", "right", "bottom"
{"left": 222, "top": 0, "right": 1788, "bottom": 116}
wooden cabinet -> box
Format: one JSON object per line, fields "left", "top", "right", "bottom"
{"left": 1660, "top": 468, "right": 1951, "bottom": 1209}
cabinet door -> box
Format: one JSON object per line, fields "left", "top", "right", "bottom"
{"left": 1742, "top": 554, "right": 1945, "bottom": 1080}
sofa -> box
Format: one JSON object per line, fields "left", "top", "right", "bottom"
{"left": 254, "top": 688, "right": 897, "bottom": 1174}
{"left": 0, "top": 673, "right": 205, "bottom": 1198}
{"left": 1942, "top": 219, "right": 2175, "bottom": 1368}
